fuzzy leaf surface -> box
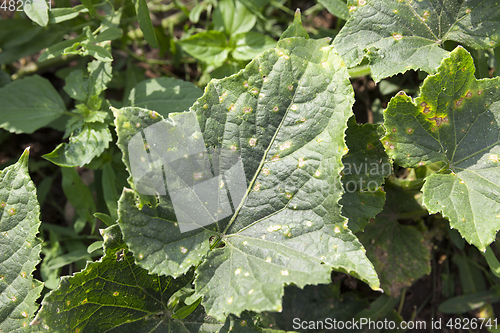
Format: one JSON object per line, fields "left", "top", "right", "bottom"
{"left": 115, "top": 37, "right": 379, "bottom": 321}
{"left": 334, "top": 0, "right": 500, "bottom": 81}
{"left": 0, "top": 149, "right": 43, "bottom": 331}
{"left": 340, "top": 117, "right": 391, "bottom": 233}
{"left": 382, "top": 46, "right": 500, "bottom": 250}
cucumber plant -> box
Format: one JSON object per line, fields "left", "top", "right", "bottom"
{"left": 1, "top": 0, "right": 500, "bottom": 332}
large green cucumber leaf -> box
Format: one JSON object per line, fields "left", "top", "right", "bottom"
{"left": 33, "top": 224, "right": 235, "bottom": 332}
{"left": 0, "top": 149, "right": 43, "bottom": 331}
{"left": 358, "top": 183, "right": 431, "bottom": 296}
{"left": 381, "top": 46, "right": 500, "bottom": 251}
{"left": 334, "top": 0, "right": 500, "bottom": 81}
{"left": 115, "top": 37, "right": 379, "bottom": 321}
{"left": 340, "top": 117, "right": 391, "bottom": 233}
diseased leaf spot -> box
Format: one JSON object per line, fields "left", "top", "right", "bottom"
{"left": 230, "top": 145, "right": 237, "bottom": 152}
{"left": 11, "top": 295, "right": 17, "bottom": 302}
{"left": 334, "top": 226, "right": 341, "bottom": 233}
{"left": 180, "top": 246, "right": 188, "bottom": 254}
{"left": 8, "top": 208, "right": 15, "bottom": 215}
{"left": 466, "top": 91, "right": 472, "bottom": 98}
{"left": 287, "top": 85, "right": 293, "bottom": 91}
{"left": 393, "top": 9, "right": 398, "bottom": 13}
{"left": 459, "top": 180, "right": 465, "bottom": 184}
{"left": 254, "top": 183, "right": 261, "bottom": 191}
{"left": 406, "top": 128, "right": 414, "bottom": 134}
{"left": 265, "top": 257, "right": 272, "bottom": 262}
{"left": 243, "top": 106, "right": 252, "bottom": 113}
{"left": 389, "top": 144, "right": 395, "bottom": 150}
{"left": 418, "top": 161, "right": 425, "bottom": 167}
{"left": 420, "top": 102, "right": 427, "bottom": 107}
{"left": 228, "top": 104, "right": 235, "bottom": 112}
{"left": 466, "top": 8, "right": 471, "bottom": 13}
{"left": 279, "top": 141, "right": 291, "bottom": 150}
{"left": 298, "top": 157, "right": 305, "bottom": 168}
{"left": 22, "top": 311, "right": 28, "bottom": 318}
{"left": 243, "top": 82, "right": 249, "bottom": 88}
{"left": 478, "top": 90, "right": 483, "bottom": 95}
{"left": 422, "top": 11, "right": 430, "bottom": 20}
{"left": 21, "top": 272, "right": 26, "bottom": 278}
{"left": 67, "top": 301, "right": 70, "bottom": 305}
{"left": 234, "top": 268, "right": 241, "bottom": 275}
{"left": 138, "top": 253, "right": 144, "bottom": 260}
{"left": 285, "top": 193, "right": 292, "bottom": 199}
{"left": 454, "top": 98, "right": 464, "bottom": 108}
{"left": 267, "top": 225, "right": 281, "bottom": 232}
{"left": 281, "top": 270, "right": 289, "bottom": 276}
{"left": 113, "top": 291, "right": 119, "bottom": 296}
{"left": 489, "top": 154, "right": 499, "bottom": 163}
{"left": 219, "top": 96, "right": 224, "bottom": 103}
{"left": 150, "top": 111, "right": 158, "bottom": 119}
{"left": 0, "top": 202, "right": 4, "bottom": 208}
{"left": 193, "top": 173, "right": 203, "bottom": 180}
{"left": 429, "top": 116, "right": 449, "bottom": 127}
{"left": 306, "top": 221, "right": 313, "bottom": 227}
{"left": 249, "top": 138, "right": 257, "bottom": 147}
{"left": 392, "top": 33, "right": 403, "bottom": 41}
{"left": 314, "top": 170, "right": 321, "bottom": 177}
{"left": 392, "top": 128, "right": 397, "bottom": 133}
{"left": 358, "top": 0, "right": 366, "bottom": 5}
{"left": 423, "top": 107, "right": 430, "bottom": 114}
{"left": 203, "top": 104, "right": 208, "bottom": 109}
{"left": 248, "top": 289, "right": 254, "bottom": 294}
{"left": 290, "top": 104, "right": 298, "bottom": 111}
{"left": 251, "top": 88, "right": 259, "bottom": 95}
{"left": 243, "top": 241, "right": 248, "bottom": 245}
{"left": 135, "top": 123, "right": 141, "bottom": 128}
{"left": 273, "top": 106, "right": 279, "bottom": 112}
{"left": 262, "top": 168, "right": 270, "bottom": 175}
{"left": 348, "top": 5, "right": 356, "bottom": 12}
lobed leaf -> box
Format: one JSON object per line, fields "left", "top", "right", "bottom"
{"left": 0, "top": 149, "right": 43, "bottom": 331}
{"left": 334, "top": 0, "right": 500, "bottom": 81}
{"left": 115, "top": 37, "right": 379, "bottom": 321}
{"left": 381, "top": 46, "right": 500, "bottom": 251}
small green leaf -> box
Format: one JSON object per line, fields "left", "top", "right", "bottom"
{"left": 85, "top": 44, "right": 113, "bottom": 62}
{"left": 43, "top": 123, "right": 112, "bottom": 168}
{"left": 213, "top": 0, "right": 257, "bottom": 36}
{"left": 46, "top": 249, "right": 91, "bottom": 270}
{"left": 0, "top": 149, "right": 44, "bottom": 331}
{"left": 0, "top": 76, "right": 66, "bottom": 134}
{"left": 94, "top": 212, "right": 115, "bottom": 227}
{"left": 334, "top": 0, "right": 500, "bottom": 81}
{"left": 358, "top": 183, "right": 431, "bottom": 296}
{"left": 133, "top": 0, "right": 159, "bottom": 48}
{"left": 438, "top": 287, "right": 500, "bottom": 314}
{"left": 484, "top": 246, "right": 500, "bottom": 278}
{"left": 79, "top": 0, "right": 97, "bottom": 16}
{"left": 179, "top": 31, "right": 229, "bottom": 66}
{"left": 88, "top": 60, "right": 113, "bottom": 96}
{"left": 94, "top": 28, "right": 123, "bottom": 43}
{"left": 127, "top": 77, "right": 203, "bottom": 117}
{"left": 24, "top": 0, "right": 49, "bottom": 27}
{"left": 63, "top": 70, "right": 89, "bottom": 102}
{"left": 382, "top": 46, "right": 500, "bottom": 251}
{"left": 38, "top": 33, "right": 86, "bottom": 62}
{"left": 340, "top": 117, "right": 391, "bottom": 233}
{"left": 87, "top": 241, "right": 104, "bottom": 254}
{"left": 231, "top": 32, "right": 277, "bottom": 61}
{"left": 318, "top": 0, "right": 349, "bottom": 21}
{"left": 280, "top": 9, "right": 309, "bottom": 40}
{"left": 47, "top": 5, "right": 89, "bottom": 24}
{"left": 60, "top": 167, "right": 96, "bottom": 232}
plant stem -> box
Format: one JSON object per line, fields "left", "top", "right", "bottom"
{"left": 11, "top": 54, "right": 80, "bottom": 81}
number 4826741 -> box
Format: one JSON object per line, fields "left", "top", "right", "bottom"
{"left": 0, "top": 0, "right": 52, "bottom": 11}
